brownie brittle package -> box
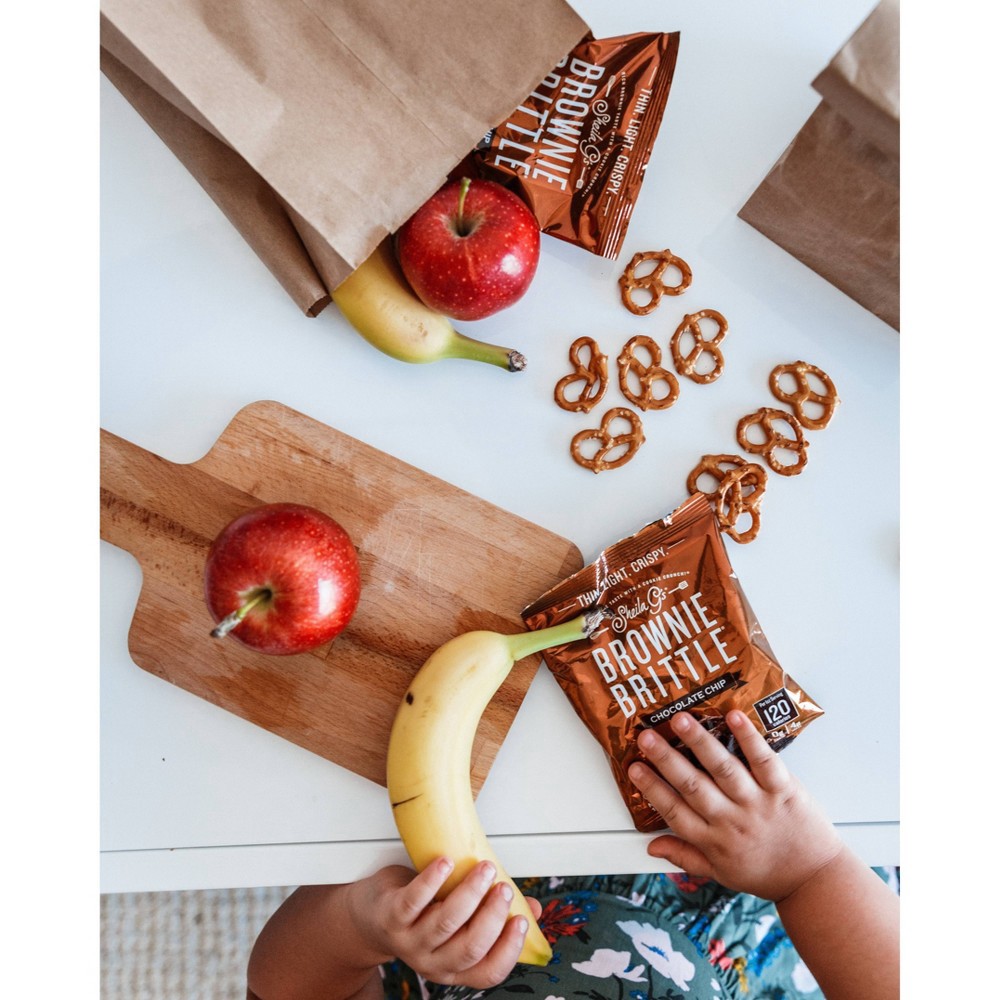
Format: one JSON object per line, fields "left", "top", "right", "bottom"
{"left": 522, "top": 493, "right": 823, "bottom": 832}
{"left": 475, "top": 31, "right": 681, "bottom": 260}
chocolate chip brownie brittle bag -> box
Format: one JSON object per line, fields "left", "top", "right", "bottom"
{"left": 522, "top": 493, "right": 823, "bottom": 832}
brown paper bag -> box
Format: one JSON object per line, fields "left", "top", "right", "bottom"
{"left": 100, "top": 0, "right": 589, "bottom": 316}
{"left": 738, "top": 0, "right": 899, "bottom": 330}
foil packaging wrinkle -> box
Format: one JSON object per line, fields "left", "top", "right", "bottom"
{"left": 522, "top": 494, "right": 824, "bottom": 833}
{"left": 474, "top": 31, "right": 681, "bottom": 259}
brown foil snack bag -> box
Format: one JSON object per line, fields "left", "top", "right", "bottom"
{"left": 475, "top": 32, "right": 681, "bottom": 259}
{"left": 522, "top": 493, "right": 823, "bottom": 832}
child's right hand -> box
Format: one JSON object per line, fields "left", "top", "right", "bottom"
{"left": 628, "top": 709, "right": 844, "bottom": 902}
{"left": 345, "top": 857, "right": 536, "bottom": 988}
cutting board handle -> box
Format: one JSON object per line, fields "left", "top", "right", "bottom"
{"left": 100, "top": 427, "right": 258, "bottom": 566}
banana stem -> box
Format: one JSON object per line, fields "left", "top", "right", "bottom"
{"left": 445, "top": 331, "right": 526, "bottom": 371}
{"left": 505, "top": 608, "right": 605, "bottom": 661}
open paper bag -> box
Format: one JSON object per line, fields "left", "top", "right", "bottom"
{"left": 739, "top": 0, "right": 900, "bottom": 330}
{"left": 100, "top": 0, "right": 589, "bottom": 316}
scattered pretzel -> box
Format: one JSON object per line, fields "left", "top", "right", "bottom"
{"left": 670, "top": 309, "right": 728, "bottom": 384}
{"left": 686, "top": 453, "right": 751, "bottom": 497}
{"left": 736, "top": 407, "right": 809, "bottom": 476}
{"left": 715, "top": 464, "right": 768, "bottom": 543}
{"left": 618, "top": 249, "right": 692, "bottom": 315}
{"left": 570, "top": 407, "right": 646, "bottom": 474}
{"left": 617, "top": 335, "right": 680, "bottom": 411}
{"left": 769, "top": 361, "right": 840, "bottom": 430}
{"left": 686, "top": 454, "right": 768, "bottom": 544}
{"left": 554, "top": 337, "right": 609, "bottom": 413}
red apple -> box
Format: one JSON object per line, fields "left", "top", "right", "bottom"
{"left": 204, "top": 503, "right": 361, "bottom": 655}
{"left": 395, "top": 177, "right": 540, "bottom": 321}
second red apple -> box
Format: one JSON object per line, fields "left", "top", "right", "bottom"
{"left": 396, "top": 178, "right": 540, "bottom": 321}
{"left": 205, "top": 503, "right": 361, "bottom": 656}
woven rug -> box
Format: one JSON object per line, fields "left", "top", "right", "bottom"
{"left": 101, "top": 887, "right": 295, "bottom": 1000}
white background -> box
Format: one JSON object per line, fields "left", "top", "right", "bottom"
{"left": 98, "top": 0, "right": 903, "bottom": 892}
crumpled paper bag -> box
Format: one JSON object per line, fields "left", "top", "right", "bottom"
{"left": 101, "top": 0, "right": 589, "bottom": 316}
{"left": 739, "top": 0, "right": 899, "bottom": 330}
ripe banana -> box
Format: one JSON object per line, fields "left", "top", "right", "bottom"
{"left": 386, "top": 610, "right": 604, "bottom": 966}
{"left": 330, "top": 239, "right": 526, "bottom": 370}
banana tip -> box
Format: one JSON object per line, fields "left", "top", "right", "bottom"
{"left": 507, "top": 351, "right": 527, "bottom": 372}
{"left": 582, "top": 606, "right": 608, "bottom": 636}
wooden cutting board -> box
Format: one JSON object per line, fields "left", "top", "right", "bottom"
{"left": 100, "top": 400, "right": 582, "bottom": 794}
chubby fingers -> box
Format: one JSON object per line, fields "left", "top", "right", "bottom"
{"left": 430, "top": 882, "right": 529, "bottom": 984}
{"left": 628, "top": 729, "right": 710, "bottom": 835}
{"left": 420, "top": 860, "right": 502, "bottom": 950}
{"left": 629, "top": 710, "right": 777, "bottom": 822}
{"left": 646, "top": 833, "right": 714, "bottom": 878}
{"left": 392, "top": 858, "right": 535, "bottom": 985}
{"left": 391, "top": 856, "right": 456, "bottom": 927}
{"left": 727, "top": 709, "right": 791, "bottom": 793}
{"left": 667, "top": 712, "right": 760, "bottom": 803}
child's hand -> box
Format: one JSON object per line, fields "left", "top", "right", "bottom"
{"left": 628, "top": 709, "right": 844, "bottom": 902}
{"left": 346, "top": 858, "right": 538, "bottom": 988}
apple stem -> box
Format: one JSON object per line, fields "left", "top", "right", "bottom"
{"left": 211, "top": 588, "right": 272, "bottom": 640}
{"left": 445, "top": 331, "right": 526, "bottom": 371}
{"left": 455, "top": 177, "right": 472, "bottom": 236}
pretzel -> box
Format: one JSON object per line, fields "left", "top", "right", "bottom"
{"left": 736, "top": 407, "right": 809, "bottom": 476}
{"left": 570, "top": 407, "right": 646, "bottom": 474}
{"left": 670, "top": 309, "right": 728, "bottom": 384}
{"left": 554, "top": 336, "right": 609, "bottom": 413}
{"left": 686, "top": 453, "right": 751, "bottom": 497}
{"left": 686, "top": 454, "right": 768, "bottom": 544}
{"left": 715, "top": 464, "right": 768, "bottom": 544}
{"left": 617, "top": 335, "right": 680, "bottom": 411}
{"left": 618, "top": 249, "right": 692, "bottom": 315}
{"left": 768, "top": 361, "right": 840, "bottom": 430}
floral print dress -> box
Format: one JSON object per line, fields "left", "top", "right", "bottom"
{"left": 379, "top": 869, "right": 899, "bottom": 1000}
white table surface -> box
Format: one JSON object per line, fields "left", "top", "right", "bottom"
{"left": 100, "top": 0, "right": 898, "bottom": 894}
